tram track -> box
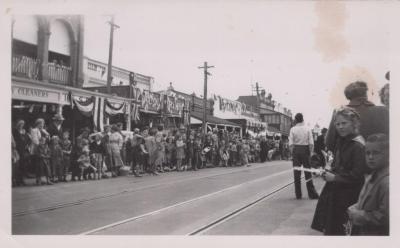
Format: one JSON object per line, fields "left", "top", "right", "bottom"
{"left": 79, "top": 169, "right": 296, "bottom": 235}
{"left": 187, "top": 180, "right": 296, "bottom": 235}
{"left": 13, "top": 163, "right": 288, "bottom": 218}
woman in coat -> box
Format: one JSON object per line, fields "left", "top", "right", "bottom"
{"left": 12, "top": 120, "right": 30, "bottom": 185}
{"left": 109, "top": 125, "right": 124, "bottom": 177}
{"left": 311, "top": 107, "right": 368, "bottom": 235}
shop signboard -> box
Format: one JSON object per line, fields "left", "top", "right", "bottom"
{"left": 165, "top": 95, "right": 179, "bottom": 116}
{"left": 12, "top": 81, "right": 70, "bottom": 105}
{"left": 140, "top": 90, "right": 161, "bottom": 113}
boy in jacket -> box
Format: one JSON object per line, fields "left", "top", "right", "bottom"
{"left": 347, "top": 133, "right": 389, "bottom": 235}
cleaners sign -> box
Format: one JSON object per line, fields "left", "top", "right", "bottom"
{"left": 12, "top": 82, "right": 70, "bottom": 105}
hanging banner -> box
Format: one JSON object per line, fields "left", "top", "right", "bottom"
{"left": 176, "top": 98, "right": 184, "bottom": 116}
{"left": 105, "top": 99, "right": 126, "bottom": 116}
{"left": 131, "top": 86, "right": 142, "bottom": 103}
{"left": 140, "top": 90, "right": 161, "bottom": 113}
{"left": 93, "top": 96, "right": 105, "bottom": 132}
{"left": 72, "top": 95, "right": 94, "bottom": 117}
{"left": 183, "top": 99, "right": 190, "bottom": 126}
{"left": 131, "top": 102, "right": 140, "bottom": 122}
{"left": 219, "top": 96, "right": 243, "bottom": 115}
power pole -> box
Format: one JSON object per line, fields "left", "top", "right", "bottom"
{"left": 198, "top": 62, "right": 214, "bottom": 136}
{"left": 106, "top": 16, "right": 120, "bottom": 94}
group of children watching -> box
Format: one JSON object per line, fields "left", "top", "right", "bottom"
{"left": 12, "top": 119, "right": 289, "bottom": 186}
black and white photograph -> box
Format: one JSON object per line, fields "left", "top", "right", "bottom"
{"left": 1, "top": 0, "right": 399, "bottom": 247}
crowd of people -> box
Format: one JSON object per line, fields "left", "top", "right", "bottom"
{"left": 291, "top": 81, "right": 390, "bottom": 236}
{"left": 11, "top": 113, "right": 291, "bottom": 187}
{"left": 11, "top": 79, "right": 390, "bottom": 236}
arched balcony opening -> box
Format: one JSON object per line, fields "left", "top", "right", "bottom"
{"left": 48, "top": 19, "right": 74, "bottom": 85}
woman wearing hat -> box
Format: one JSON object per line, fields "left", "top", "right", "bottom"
{"left": 48, "top": 113, "right": 65, "bottom": 139}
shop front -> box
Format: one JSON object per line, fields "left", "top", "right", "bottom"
{"left": 12, "top": 78, "right": 70, "bottom": 129}
{"left": 212, "top": 94, "right": 267, "bottom": 137}
{"left": 12, "top": 77, "right": 132, "bottom": 141}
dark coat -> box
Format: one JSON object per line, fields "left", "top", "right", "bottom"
{"left": 12, "top": 128, "right": 31, "bottom": 158}
{"left": 311, "top": 134, "right": 368, "bottom": 235}
{"left": 325, "top": 98, "right": 389, "bottom": 152}
{"left": 47, "top": 122, "right": 64, "bottom": 139}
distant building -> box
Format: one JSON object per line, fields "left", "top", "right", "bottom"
{"left": 82, "top": 56, "right": 153, "bottom": 92}
{"left": 237, "top": 89, "right": 293, "bottom": 137}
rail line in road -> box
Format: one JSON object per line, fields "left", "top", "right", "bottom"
{"left": 13, "top": 163, "right": 287, "bottom": 218}
{"left": 187, "top": 180, "right": 296, "bottom": 235}
{"left": 79, "top": 169, "right": 294, "bottom": 235}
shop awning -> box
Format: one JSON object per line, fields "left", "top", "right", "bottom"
{"left": 226, "top": 118, "right": 267, "bottom": 128}
{"left": 190, "top": 111, "right": 241, "bottom": 128}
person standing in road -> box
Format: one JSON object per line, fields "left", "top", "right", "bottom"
{"left": 289, "top": 113, "right": 319, "bottom": 199}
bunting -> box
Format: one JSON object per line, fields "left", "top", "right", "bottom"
{"left": 72, "top": 95, "right": 94, "bottom": 117}
{"left": 105, "top": 100, "right": 126, "bottom": 116}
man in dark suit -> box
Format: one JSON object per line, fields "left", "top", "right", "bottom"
{"left": 325, "top": 81, "right": 389, "bottom": 152}
{"left": 47, "top": 113, "right": 64, "bottom": 139}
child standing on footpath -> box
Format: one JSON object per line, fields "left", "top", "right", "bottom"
{"left": 60, "top": 130, "right": 72, "bottom": 182}
{"left": 90, "top": 134, "right": 105, "bottom": 180}
{"left": 229, "top": 141, "right": 237, "bottom": 166}
{"left": 347, "top": 133, "right": 389, "bottom": 235}
{"left": 50, "top": 136, "right": 63, "bottom": 183}
{"left": 37, "top": 137, "right": 52, "bottom": 185}
{"left": 175, "top": 135, "right": 185, "bottom": 171}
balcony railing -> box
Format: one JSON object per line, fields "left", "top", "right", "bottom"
{"left": 48, "top": 63, "right": 72, "bottom": 85}
{"left": 12, "top": 55, "right": 40, "bottom": 80}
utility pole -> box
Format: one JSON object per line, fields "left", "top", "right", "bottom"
{"left": 198, "top": 62, "right": 214, "bottom": 136}
{"left": 106, "top": 16, "right": 120, "bottom": 94}
{"left": 251, "top": 82, "right": 263, "bottom": 97}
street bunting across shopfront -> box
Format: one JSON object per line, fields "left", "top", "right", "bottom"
{"left": 72, "top": 95, "right": 94, "bottom": 116}
{"left": 104, "top": 99, "right": 126, "bottom": 116}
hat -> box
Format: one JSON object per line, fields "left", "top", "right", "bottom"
{"left": 53, "top": 113, "right": 65, "bottom": 121}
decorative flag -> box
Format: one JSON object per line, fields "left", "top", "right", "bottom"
{"left": 92, "top": 96, "right": 105, "bottom": 132}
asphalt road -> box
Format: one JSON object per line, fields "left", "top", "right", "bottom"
{"left": 12, "top": 160, "right": 322, "bottom": 235}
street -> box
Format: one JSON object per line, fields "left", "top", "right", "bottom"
{"left": 12, "top": 160, "right": 322, "bottom": 235}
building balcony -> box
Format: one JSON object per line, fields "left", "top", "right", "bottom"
{"left": 12, "top": 54, "right": 72, "bottom": 85}
{"left": 12, "top": 55, "right": 40, "bottom": 80}
{"left": 48, "top": 63, "right": 72, "bottom": 85}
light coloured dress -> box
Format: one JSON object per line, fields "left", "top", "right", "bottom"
{"left": 109, "top": 131, "right": 124, "bottom": 168}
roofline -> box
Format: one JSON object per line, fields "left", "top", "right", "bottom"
{"left": 84, "top": 56, "right": 154, "bottom": 80}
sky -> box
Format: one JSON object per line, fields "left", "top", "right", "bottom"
{"left": 81, "top": 1, "right": 395, "bottom": 129}
{"left": 6, "top": 0, "right": 397, "bottom": 128}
